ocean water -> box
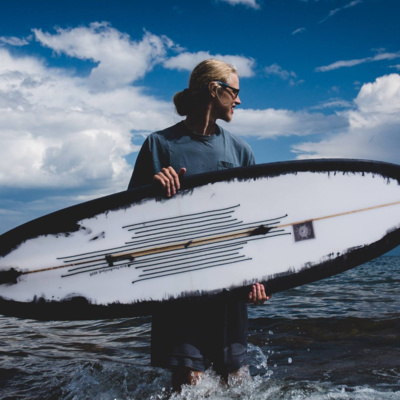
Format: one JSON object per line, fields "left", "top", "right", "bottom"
{"left": 1, "top": 256, "right": 399, "bottom": 400}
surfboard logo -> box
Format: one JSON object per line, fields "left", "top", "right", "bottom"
{"left": 293, "top": 221, "right": 315, "bottom": 242}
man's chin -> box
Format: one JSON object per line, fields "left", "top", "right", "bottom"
{"left": 221, "top": 115, "right": 233, "bottom": 123}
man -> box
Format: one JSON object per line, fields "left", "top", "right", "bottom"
{"left": 129, "top": 59, "right": 269, "bottom": 391}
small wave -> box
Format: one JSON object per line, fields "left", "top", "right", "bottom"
{"left": 150, "top": 372, "right": 400, "bottom": 400}
{"left": 51, "top": 362, "right": 400, "bottom": 400}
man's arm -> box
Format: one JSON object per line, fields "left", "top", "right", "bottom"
{"left": 128, "top": 138, "right": 158, "bottom": 189}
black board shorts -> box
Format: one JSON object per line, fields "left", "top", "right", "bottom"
{"left": 151, "top": 290, "right": 248, "bottom": 374}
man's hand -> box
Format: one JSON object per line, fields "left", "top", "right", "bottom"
{"left": 153, "top": 167, "right": 186, "bottom": 197}
{"left": 248, "top": 283, "right": 271, "bottom": 305}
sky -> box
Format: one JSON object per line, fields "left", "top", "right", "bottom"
{"left": 0, "top": 0, "right": 399, "bottom": 253}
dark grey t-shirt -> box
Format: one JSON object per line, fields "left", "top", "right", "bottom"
{"left": 128, "top": 121, "right": 255, "bottom": 188}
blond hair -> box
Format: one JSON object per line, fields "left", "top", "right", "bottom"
{"left": 173, "top": 59, "right": 237, "bottom": 116}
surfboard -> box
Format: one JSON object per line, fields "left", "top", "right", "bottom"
{"left": 1, "top": 159, "right": 400, "bottom": 320}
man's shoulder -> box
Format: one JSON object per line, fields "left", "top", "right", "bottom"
{"left": 219, "top": 126, "right": 252, "bottom": 151}
{"left": 149, "top": 121, "right": 186, "bottom": 142}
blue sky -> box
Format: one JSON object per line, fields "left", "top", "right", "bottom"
{"left": 0, "top": 0, "right": 399, "bottom": 253}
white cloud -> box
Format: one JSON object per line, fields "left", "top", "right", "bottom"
{"left": 292, "top": 27, "right": 306, "bottom": 35}
{"left": 222, "top": 108, "right": 348, "bottom": 138}
{"left": 265, "top": 64, "right": 295, "bottom": 80}
{"left": 0, "top": 36, "right": 31, "bottom": 46}
{"left": 0, "top": 42, "right": 175, "bottom": 194}
{"left": 310, "top": 98, "right": 354, "bottom": 110}
{"left": 319, "top": 0, "right": 363, "bottom": 23}
{"left": 218, "top": 0, "right": 261, "bottom": 9}
{"left": 264, "top": 63, "right": 303, "bottom": 86}
{"left": 164, "top": 52, "right": 256, "bottom": 78}
{"left": 293, "top": 74, "right": 400, "bottom": 164}
{"left": 33, "top": 23, "right": 175, "bottom": 90}
{"left": 316, "top": 51, "right": 400, "bottom": 72}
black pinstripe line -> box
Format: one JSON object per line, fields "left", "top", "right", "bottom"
{"left": 139, "top": 255, "right": 247, "bottom": 278}
{"left": 125, "top": 224, "right": 284, "bottom": 248}
{"left": 130, "top": 215, "right": 285, "bottom": 242}
{"left": 133, "top": 246, "right": 244, "bottom": 269}
{"left": 140, "top": 251, "right": 241, "bottom": 273}
{"left": 131, "top": 212, "right": 237, "bottom": 234}
{"left": 62, "top": 251, "right": 243, "bottom": 279}
{"left": 124, "top": 204, "right": 240, "bottom": 230}
{"left": 132, "top": 257, "right": 252, "bottom": 283}
{"left": 127, "top": 220, "right": 243, "bottom": 246}
{"left": 66, "top": 242, "right": 246, "bottom": 274}
{"left": 64, "top": 247, "right": 242, "bottom": 276}
{"left": 131, "top": 217, "right": 240, "bottom": 240}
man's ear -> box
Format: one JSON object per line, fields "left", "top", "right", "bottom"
{"left": 208, "top": 82, "right": 219, "bottom": 98}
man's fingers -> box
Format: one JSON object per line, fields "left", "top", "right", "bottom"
{"left": 258, "top": 284, "right": 271, "bottom": 303}
{"left": 162, "top": 167, "right": 179, "bottom": 194}
{"left": 259, "top": 284, "right": 267, "bottom": 300}
{"left": 178, "top": 167, "right": 187, "bottom": 177}
{"left": 153, "top": 174, "right": 170, "bottom": 196}
{"left": 153, "top": 166, "right": 185, "bottom": 197}
{"left": 249, "top": 283, "right": 271, "bottom": 305}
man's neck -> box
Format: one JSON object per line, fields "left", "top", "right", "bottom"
{"left": 185, "top": 111, "right": 217, "bottom": 136}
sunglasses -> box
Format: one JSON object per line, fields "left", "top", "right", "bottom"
{"left": 214, "top": 81, "right": 240, "bottom": 99}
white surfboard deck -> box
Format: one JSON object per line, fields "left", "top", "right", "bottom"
{"left": 0, "top": 159, "right": 399, "bottom": 320}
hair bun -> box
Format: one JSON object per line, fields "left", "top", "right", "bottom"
{"left": 173, "top": 89, "right": 195, "bottom": 116}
